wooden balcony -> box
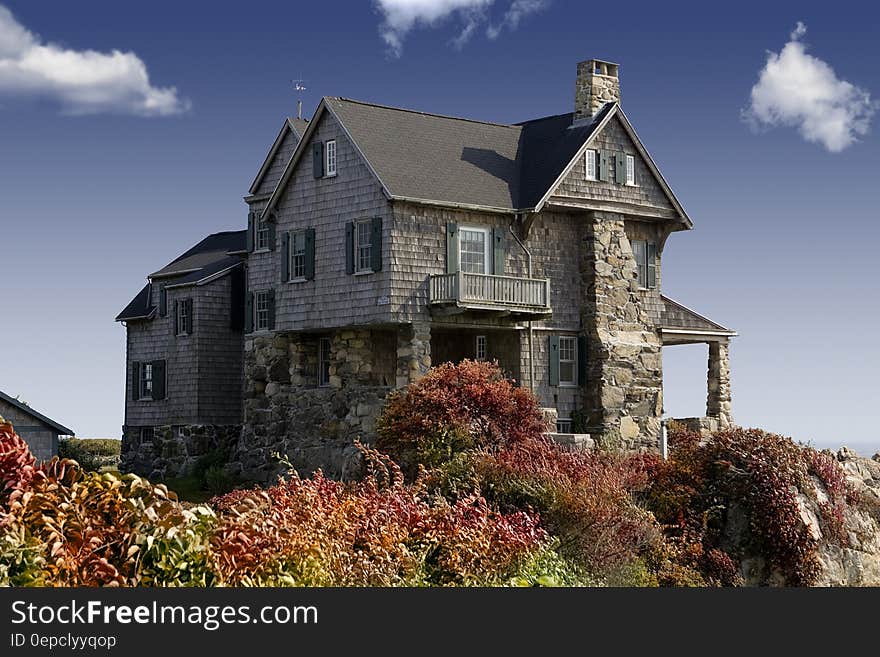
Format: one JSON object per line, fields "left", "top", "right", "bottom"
{"left": 428, "top": 272, "right": 552, "bottom": 318}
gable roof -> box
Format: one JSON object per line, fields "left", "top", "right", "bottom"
{"left": 0, "top": 389, "right": 74, "bottom": 436}
{"left": 660, "top": 295, "right": 735, "bottom": 334}
{"left": 248, "top": 117, "right": 309, "bottom": 196}
{"left": 263, "top": 97, "right": 689, "bottom": 222}
{"left": 116, "top": 231, "right": 246, "bottom": 322}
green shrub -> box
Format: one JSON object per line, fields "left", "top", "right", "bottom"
{"left": 58, "top": 438, "right": 120, "bottom": 472}
{"left": 203, "top": 465, "right": 234, "bottom": 495}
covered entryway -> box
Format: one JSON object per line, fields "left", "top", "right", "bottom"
{"left": 659, "top": 296, "right": 737, "bottom": 432}
{"left": 430, "top": 326, "right": 522, "bottom": 383}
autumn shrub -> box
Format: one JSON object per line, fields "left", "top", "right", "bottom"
{"left": 376, "top": 360, "right": 547, "bottom": 474}
{"left": 646, "top": 427, "right": 860, "bottom": 586}
{"left": 0, "top": 419, "right": 37, "bottom": 508}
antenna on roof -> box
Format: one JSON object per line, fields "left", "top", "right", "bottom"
{"left": 291, "top": 77, "right": 307, "bottom": 120}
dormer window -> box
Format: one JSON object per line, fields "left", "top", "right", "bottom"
{"left": 625, "top": 155, "right": 635, "bottom": 186}
{"left": 325, "top": 140, "right": 337, "bottom": 177}
{"left": 585, "top": 150, "right": 597, "bottom": 181}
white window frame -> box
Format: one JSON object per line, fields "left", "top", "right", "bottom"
{"left": 631, "top": 240, "right": 651, "bottom": 289}
{"left": 139, "top": 362, "right": 153, "bottom": 400}
{"left": 558, "top": 336, "right": 577, "bottom": 387}
{"left": 458, "top": 225, "right": 491, "bottom": 275}
{"left": 255, "top": 290, "right": 271, "bottom": 332}
{"left": 625, "top": 154, "right": 635, "bottom": 186}
{"left": 255, "top": 213, "right": 270, "bottom": 251}
{"left": 318, "top": 337, "right": 332, "bottom": 387}
{"left": 585, "top": 149, "right": 597, "bottom": 181}
{"left": 290, "top": 230, "right": 306, "bottom": 280}
{"left": 325, "top": 140, "right": 337, "bottom": 177}
{"left": 475, "top": 335, "right": 487, "bottom": 361}
{"left": 176, "top": 300, "right": 189, "bottom": 336}
{"left": 355, "top": 219, "right": 373, "bottom": 274}
{"left": 556, "top": 418, "right": 573, "bottom": 433}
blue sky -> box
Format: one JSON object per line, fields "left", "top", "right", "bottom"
{"left": 0, "top": 1, "right": 877, "bottom": 452}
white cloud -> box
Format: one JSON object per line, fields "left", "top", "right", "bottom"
{"left": 373, "top": 0, "right": 547, "bottom": 57}
{"left": 486, "top": 0, "right": 546, "bottom": 40}
{"left": 0, "top": 6, "right": 189, "bottom": 116}
{"left": 743, "top": 22, "right": 874, "bottom": 152}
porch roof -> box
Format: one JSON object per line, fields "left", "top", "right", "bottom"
{"left": 659, "top": 295, "right": 737, "bottom": 344}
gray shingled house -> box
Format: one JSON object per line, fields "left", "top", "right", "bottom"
{"left": 118, "top": 59, "right": 736, "bottom": 482}
{"left": 116, "top": 231, "right": 247, "bottom": 477}
{"left": 0, "top": 390, "right": 74, "bottom": 461}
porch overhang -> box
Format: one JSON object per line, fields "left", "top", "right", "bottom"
{"left": 659, "top": 295, "right": 736, "bottom": 346}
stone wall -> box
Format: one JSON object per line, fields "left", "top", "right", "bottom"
{"left": 580, "top": 212, "right": 663, "bottom": 451}
{"left": 120, "top": 423, "right": 241, "bottom": 480}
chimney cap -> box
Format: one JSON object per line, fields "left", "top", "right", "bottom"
{"left": 578, "top": 59, "right": 619, "bottom": 78}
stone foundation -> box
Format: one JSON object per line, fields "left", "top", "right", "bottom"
{"left": 120, "top": 424, "right": 241, "bottom": 480}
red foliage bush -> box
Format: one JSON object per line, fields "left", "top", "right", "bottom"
{"left": 0, "top": 419, "right": 37, "bottom": 510}
{"left": 376, "top": 360, "right": 547, "bottom": 473}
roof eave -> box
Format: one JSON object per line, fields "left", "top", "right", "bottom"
{"left": 0, "top": 390, "right": 75, "bottom": 436}
{"left": 247, "top": 117, "right": 295, "bottom": 196}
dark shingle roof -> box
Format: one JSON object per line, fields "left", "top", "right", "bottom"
{"left": 0, "top": 389, "right": 74, "bottom": 436}
{"left": 325, "top": 98, "right": 610, "bottom": 210}
{"left": 290, "top": 117, "right": 310, "bottom": 137}
{"left": 660, "top": 295, "right": 733, "bottom": 333}
{"left": 116, "top": 231, "right": 246, "bottom": 322}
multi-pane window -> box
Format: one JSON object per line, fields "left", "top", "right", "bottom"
{"left": 255, "top": 290, "right": 271, "bottom": 331}
{"left": 585, "top": 150, "right": 597, "bottom": 181}
{"left": 256, "top": 213, "right": 270, "bottom": 250}
{"left": 290, "top": 231, "right": 306, "bottom": 279}
{"left": 459, "top": 227, "right": 489, "bottom": 274}
{"left": 140, "top": 426, "right": 154, "bottom": 444}
{"left": 475, "top": 335, "right": 487, "bottom": 361}
{"left": 318, "top": 337, "right": 332, "bottom": 387}
{"left": 625, "top": 154, "right": 635, "bottom": 185}
{"left": 356, "top": 220, "right": 373, "bottom": 273}
{"left": 556, "top": 418, "right": 573, "bottom": 433}
{"left": 631, "top": 240, "right": 656, "bottom": 289}
{"left": 139, "top": 362, "right": 153, "bottom": 399}
{"left": 176, "top": 300, "right": 189, "bottom": 336}
{"left": 558, "top": 336, "right": 577, "bottom": 386}
{"left": 325, "top": 140, "right": 337, "bottom": 176}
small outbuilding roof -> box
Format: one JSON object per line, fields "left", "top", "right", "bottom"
{"left": 0, "top": 390, "right": 74, "bottom": 436}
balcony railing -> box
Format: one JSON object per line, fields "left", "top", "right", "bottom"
{"left": 429, "top": 271, "right": 551, "bottom": 316}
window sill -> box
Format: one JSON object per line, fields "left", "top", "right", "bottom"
{"left": 176, "top": 332, "right": 189, "bottom": 337}
{"left": 253, "top": 248, "right": 271, "bottom": 254}
{"left": 287, "top": 277, "right": 309, "bottom": 284}
{"left": 323, "top": 172, "right": 337, "bottom": 179}
{"left": 137, "top": 397, "right": 152, "bottom": 402}
{"left": 625, "top": 182, "right": 639, "bottom": 187}
{"left": 558, "top": 383, "right": 579, "bottom": 389}
{"left": 354, "top": 269, "right": 374, "bottom": 276}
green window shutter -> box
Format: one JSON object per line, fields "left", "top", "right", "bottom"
{"left": 281, "top": 231, "right": 290, "bottom": 282}
{"left": 647, "top": 242, "right": 657, "bottom": 289}
{"left": 598, "top": 150, "right": 610, "bottom": 182}
{"left": 267, "top": 289, "right": 276, "bottom": 330}
{"left": 370, "top": 217, "right": 383, "bottom": 272}
{"left": 312, "top": 142, "right": 324, "bottom": 178}
{"left": 577, "top": 336, "right": 587, "bottom": 386}
{"left": 158, "top": 285, "right": 167, "bottom": 317}
{"left": 131, "top": 362, "right": 140, "bottom": 401}
{"left": 446, "top": 222, "right": 459, "bottom": 274}
{"left": 548, "top": 336, "right": 560, "bottom": 386}
{"left": 185, "top": 298, "right": 193, "bottom": 334}
{"left": 151, "top": 360, "right": 166, "bottom": 400}
{"left": 247, "top": 211, "right": 255, "bottom": 252}
{"left": 344, "top": 222, "right": 354, "bottom": 275}
{"left": 173, "top": 300, "right": 179, "bottom": 336}
{"left": 245, "top": 292, "right": 254, "bottom": 333}
{"left": 615, "top": 152, "right": 627, "bottom": 184}
{"left": 492, "top": 227, "right": 506, "bottom": 275}
{"left": 304, "top": 228, "right": 316, "bottom": 280}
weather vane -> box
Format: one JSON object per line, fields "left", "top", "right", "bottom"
{"left": 291, "top": 77, "right": 307, "bottom": 119}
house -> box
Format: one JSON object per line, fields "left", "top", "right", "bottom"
{"left": 117, "top": 58, "right": 736, "bottom": 483}
{"left": 0, "top": 389, "right": 74, "bottom": 461}
{"left": 115, "top": 230, "right": 248, "bottom": 478}
{"left": 232, "top": 58, "right": 736, "bottom": 482}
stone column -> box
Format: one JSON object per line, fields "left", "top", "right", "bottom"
{"left": 396, "top": 322, "right": 431, "bottom": 388}
{"left": 580, "top": 212, "right": 664, "bottom": 451}
{"left": 706, "top": 340, "right": 733, "bottom": 429}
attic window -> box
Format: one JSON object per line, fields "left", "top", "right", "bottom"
{"left": 585, "top": 150, "right": 597, "bottom": 181}
{"left": 256, "top": 213, "right": 270, "bottom": 250}
{"left": 325, "top": 140, "right": 337, "bottom": 177}
{"left": 626, "top": 155, "right": 635, "bottom": 186}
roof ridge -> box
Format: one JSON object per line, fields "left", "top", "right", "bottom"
{"left": 330, "top": 96, "right": 520, "bottom": 130}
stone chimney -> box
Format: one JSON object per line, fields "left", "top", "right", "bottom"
{"left": 574, "top": 59, "right": 620, "bottom": 121}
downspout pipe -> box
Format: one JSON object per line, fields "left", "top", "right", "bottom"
{"left": 509, "top": 214, "right": 535, "bottom": 391}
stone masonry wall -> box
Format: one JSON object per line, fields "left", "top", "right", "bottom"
{"left": 121, "top": 423, "right": 241, "bottom": 480}
{"left": 580, "top": 211, "right": 663, "bottom": 450}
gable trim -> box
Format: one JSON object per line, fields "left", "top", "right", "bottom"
{"left": 533, "top": 103, "right": 693, "bottom": 228}
{"left": 262, "top": 98, "right": 393, "bottom": 220}
{"left": 248, "top": 118, "right": 304, "bottom": 196}
{"left": 0, "top": 390, "right": 74, "bottom": 436}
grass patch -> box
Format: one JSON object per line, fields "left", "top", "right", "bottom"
{"left": 163, "top": 476, "right": 214, "bottom": 504}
